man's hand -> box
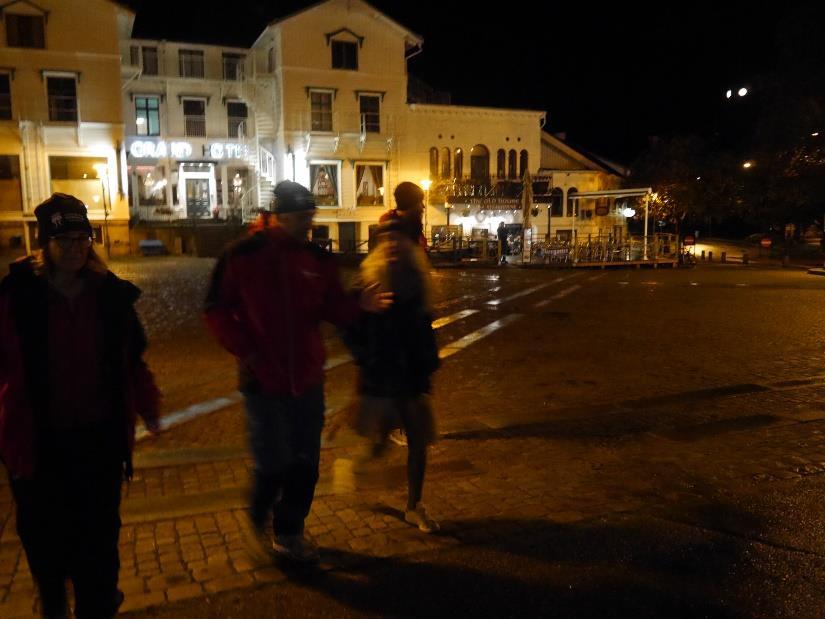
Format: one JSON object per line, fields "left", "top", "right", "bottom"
{"left": 359, "top": 282, "right": 393, "bottom": 313}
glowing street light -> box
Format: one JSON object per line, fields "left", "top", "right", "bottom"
{"left": 738, "top": 87, "right": 748, "bottom": 97}
{"left": 743, "top": 161, "right": 754, "bottom": 169}
{"left": 725, "top": 89, "right": 732, "bottom": 99}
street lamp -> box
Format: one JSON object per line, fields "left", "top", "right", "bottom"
{"left": 738, "top": 87, "right": 748, "bottom": 97}
{"left": 420, "top": 178, "right": 432, "bottom": 240}
{"left": 93, "top": 163, "right": 111, "bottom": 258}
{"left": 743, "top": 161, "right": 754, "bottom": 169}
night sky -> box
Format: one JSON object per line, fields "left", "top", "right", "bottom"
{"left": 126, "top": 0, "right": 815, "bottom": 163}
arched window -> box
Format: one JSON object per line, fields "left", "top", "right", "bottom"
{"left": 566, "top": 187, "right": 578, "bottom": 217}
{"left": 550, "top": 187, "right": 563, "bottom": 217}
{"left": 508, "top": 149, "right": 517, "bottom": 179}
{"left": 440, "top": 147, "right": 451, "bottom": 179}
{"left": 496, "top": 149, "right": 506, "bottom": 179}
{"left": 519, "top": 150, "right": 529, "bottom": 178}
{"left": 470, "top": 144, "right": 489, "bottom": 183}
{"left": 429, "top": 147, "right": 439, "bottom": 179}
{"left": 454, "top": 148, "right": 464, "bottom": 178}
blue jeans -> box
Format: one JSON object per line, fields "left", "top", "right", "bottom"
{"left": 244, "top": 384, "right": 325, "bottom": 536}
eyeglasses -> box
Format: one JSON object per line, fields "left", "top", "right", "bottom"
{"left": 51, "top": 236, "right": 92, "bottom": 249}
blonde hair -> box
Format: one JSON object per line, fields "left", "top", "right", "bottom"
{"left": 359, "top": 237, "right": 433, "bottom": 312}
{"left": 32, "top": 244, "right": 108, "bottom": 277}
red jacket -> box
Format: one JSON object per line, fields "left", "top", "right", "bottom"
{"left": 0, "top": 259, "right": 160, "bottom": 478}
{"left": 204, "top": 226, "right": 362, "bottom": 396}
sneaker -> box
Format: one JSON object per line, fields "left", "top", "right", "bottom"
{"left": 272, "top": 534, "right": 320, "bottom": 564}
{"left": 240, "top": 517, "right": 273, "bottom": 563}
{"left": 388, "top": 429, "right": 407, "bottom": 447}
{"left": 405, "top": 504, "right": 440, "bottom": 533}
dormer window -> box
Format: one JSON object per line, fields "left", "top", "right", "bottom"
{"left": 331, "top": 41, "right": 357, "bottom": 70}
{"left": 5, "top": 13, "right": 44, "bottom": 48}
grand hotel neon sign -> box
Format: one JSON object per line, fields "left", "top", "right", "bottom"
{"left": 128, "top": 139, "right": 249, "bottom": 161}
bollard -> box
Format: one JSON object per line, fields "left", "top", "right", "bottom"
{"left": 708, "top": 251, "right": 713, "bottom": 262}
{"left": 701, "top": 250, "right": 706, "bottom": 261}
{"left": 721, "top": 251, "right": 727, "bottom": 263}
{"left": 742, "top": 251, "right": 749, "bottom": 265}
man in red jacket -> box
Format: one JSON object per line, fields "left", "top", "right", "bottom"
{"left": 204, "top": 181, "right": 390, "bottom": 564}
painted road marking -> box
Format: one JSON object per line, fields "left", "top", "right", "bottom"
{"left": 486, "top": 278, "right": 568, "bottom": 306}
{"left": 533, "top": 284, "right": 582, "bottom": 308}
{"left": 439, "top": 314, "right": 523, "bottom": 359}
{"left": 136, "top": 393, "right": 243, "bottom": 440}
{"left": 431, "top": 308, "right": 479, "bottom": 329}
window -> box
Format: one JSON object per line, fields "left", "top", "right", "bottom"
{"left": 331, "top": 40, "right": 358, "bottom": 70}
{"left": 223, "top": 53, "right": 244, "bottom": 81}
{"left": 133, "top": 164, "right": 168, "bottom": 207}
{"left": 310, "top": 163, "right": 338, "bottom": 206}
{"left": 267, "top": 47, "right": 275, "bottom": 72}
{"left": 142, "top": 47, "right": 159, "bottom": 76}
{"left": 550, "top": 188, "right": 563, "bottom": 217}
{"left": 47, "top": 77, "right": 77, "bottom": 122}
{"left": 179, "top": 49, "right": 204, "bottom": 78}
{"left": 470, "top": 145, "right": 489, "bottom": 182}
{"left": 359, "top": 95, "right": 380, "bottom": 133}
{"left": 508, "top": 149, "right": 517, "bottom": 179}
{"left": 429, "top": 148, "right": 439, "bottom": 178}
{"left": 183, "top": 99, "right": 206, "bottom": 137}
{"left": 135, "top": 96, "right": 160, "bottom": 136}
{"left": 519, "top": 149, "right": 529, "bottom": 178}
{"left": 454, "top": 148, "right": 464, "bottom": 178}
{"left": 49, "top": 156, "right": 108, "bottom": 209}
{"left": 566, "top": 187, "right": 578, "bottom": 217}
{"left": 0, "top": 74, "right": 11, "bottom": 120}
{"left": 5, "top": 14, "right": 44, "bottom": 48}
{"left": 440, "top": 147, "right": 451, "bottom": 179}
{"left": 0, "top": 155, "right": 22, "bottom": 212}
{"left": 496, "top": 149, "right": 506, "bottom": 179}
{"left": 310, "top": 91, "right": 333, "bottom": 132}
{"left": 129, "top": 46, "right": 139, "bottom": 66}
{"left": 355, "top": 164, "right": 383, "bottom": 206}
{"left": 227, "top": 101, "right": 247, "bottom": 138}
{"left": 227, "top": 167, "right": 249, "bottom": 207}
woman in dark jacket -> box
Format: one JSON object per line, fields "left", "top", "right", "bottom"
{"left": 0, "top": 194, "right": 160, "bottom": 619}
{"left": 343, "top": 216, "right": 441, "bottom": 532}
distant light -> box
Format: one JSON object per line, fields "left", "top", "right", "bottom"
{"left": 420, "top": 179, "right": 432, "bottom": 190}
{"left": 738, "top": 87, "right": 748, "bottom": 97}
{"left": 725, "top": 89, "right": 732, "bottom": 99}
{"left": 743, "top": 161, "right": 753, "bottom": 169}
{"left": 696, "top": 176, "right": 701, "bottom": 180}
{"left": 812, "top": 132, "right": 820, "bottom": 137}
{"left": 621, "top": 207, "right": 636, "bottom": 218}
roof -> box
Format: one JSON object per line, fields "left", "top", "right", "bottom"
{"left": 541, "top": 131, "right": 629, "bottom": 177}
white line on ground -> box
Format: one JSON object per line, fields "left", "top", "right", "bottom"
{"left": 136, "top": 393, "right": 243, "bottom": 441}
{"left": 438, "top": 314, "right": 523, "bottom": 359}
{"left": 431, "top": 308, "right": 479, "bottom": 329}
{"left": 586, "top": 273, "right": 607, "bottom": 282}
{"left": 533, "top": 284, "right": 582, "bottom": 308}
{"left": 486, "top": 278, "right": 567, "bottom": 306}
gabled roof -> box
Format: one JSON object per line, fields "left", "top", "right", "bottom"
{"left": 541, "top": 131, "right": 628, "bottom": 177}
{"left": 267, "top": 0, "right": 423, "bottom": 48}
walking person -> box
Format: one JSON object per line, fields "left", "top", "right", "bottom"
{"left": 204, "top": 181, "right": 391, "bottom": 564}
{"left": 0, "top": 193, "right": 161, "bottom": 618}
{"left": 342, "top": 216, "right": 441, "bottom": 533}
{"left": 379, "top": 181, "right": 428, "bottom": 250}
{"left": 498, "top": 220, "right": 509, "bottom": 264}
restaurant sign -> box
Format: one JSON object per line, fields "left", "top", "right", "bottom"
{"left": 446, "top": 196, "right": 521, "bottom": 209}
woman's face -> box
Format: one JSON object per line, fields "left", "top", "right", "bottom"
{"left": 48, "top": 232, "right": 91, "bottom": 273}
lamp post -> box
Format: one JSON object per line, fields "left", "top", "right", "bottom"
{"left": 93, "top": 163, "right": 111, "bottom": 259}
{"left": 420, "top": 178, "right": 432, "bottom": 241}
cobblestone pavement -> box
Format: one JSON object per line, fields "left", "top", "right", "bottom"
{"left": 1, "top": 260, "right": 825, "bottom": 616}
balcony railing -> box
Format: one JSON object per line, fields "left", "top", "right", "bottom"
{"left": 228, "top": 118, "right": 247, "bottom": 139}
{"left": 286, "top": 111, "right": 394, "bottom": 136}
{"left": 184, "top": 115, "right": 206, "bottom": 137}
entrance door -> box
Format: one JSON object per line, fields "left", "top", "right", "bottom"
{"left": 338, "top": 222, "right": 357, "bottom": 253}
{"left": 186, "top": 178, "right": 210, "bottom": 218}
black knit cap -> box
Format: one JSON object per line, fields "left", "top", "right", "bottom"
{"left": 34, "top": 193, "right": 92, "bottom": 247}
{"left": 273, "top": 181, "right": 316, "bottom": 213}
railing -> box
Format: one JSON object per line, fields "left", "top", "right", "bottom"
{"left": 228, "top": 118, "right": 247, "bottom": 139}
{"left": 285, "top": 111, "right": 394, "bottom": 136}
{"left": 184, "top": 115, "right": 206, "bottom": 137}
{"left": 259, "top": 147, "right": 275, "bottom": 181}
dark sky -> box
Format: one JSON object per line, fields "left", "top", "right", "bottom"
{"left": 126, "top": 0, "right": 814, "bottom": 163}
